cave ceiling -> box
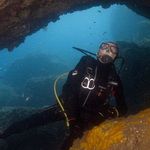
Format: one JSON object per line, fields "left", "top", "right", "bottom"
{"left": 0, "top": 0, "right": 150, "bottom": 51}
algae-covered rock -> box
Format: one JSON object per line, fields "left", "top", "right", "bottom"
{"left": 70, "top": 108, "right": 150, "bottom": 150}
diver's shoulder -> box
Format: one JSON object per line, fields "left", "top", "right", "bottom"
{"left": 80, "top": 55, "right": 96, "bottom": 63}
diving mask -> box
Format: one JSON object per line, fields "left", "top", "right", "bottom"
{"left": 97, "top": 42, "right": 119, "bottom": 64}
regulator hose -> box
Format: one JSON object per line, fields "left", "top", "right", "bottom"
{"left": 53, "top": 72, "right": 70, "bottom": 127}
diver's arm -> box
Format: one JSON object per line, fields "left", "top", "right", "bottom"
{"left": 0, "top": 105, "right": 64, "bottom": 138}
{"left": 61, "top": 56, "right": 88, "bottom": 121}
{"left": 113, "top": 76, "right": 128, "bottom": 116}
{"left": 61, "top": 71, "right": 80, "bottom": 120}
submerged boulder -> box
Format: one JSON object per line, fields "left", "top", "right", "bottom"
{"left": 0, "top": 107, "right": 65, "bottom": 150}
{"left": 70, "top": 108, "right": 150, "bottom": 150}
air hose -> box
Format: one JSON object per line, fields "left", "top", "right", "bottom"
{"left": 53, "top": 72, "right": 70, "bottom": 128}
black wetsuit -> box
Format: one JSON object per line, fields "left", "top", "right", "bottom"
{"left": 62, "top": 56, "right": 127, "bottom": 123}
{"left": 0, "top": 56, "right": 127, "bottom": 149}
{"left": 61, "top": 56, "right": 127, "bottom": 150}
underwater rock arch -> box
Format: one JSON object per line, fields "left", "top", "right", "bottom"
{"left": 0, "top": 0, "right": 150, "bottom": 50}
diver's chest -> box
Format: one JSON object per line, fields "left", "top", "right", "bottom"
{"left": 80, "top": 66, "right": 117, "bottom": 97}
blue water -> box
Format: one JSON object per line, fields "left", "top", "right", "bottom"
{"left": 0, "top": 4, "right": 149, "bottom": 107}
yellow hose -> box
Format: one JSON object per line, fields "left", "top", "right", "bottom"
{"left": 53, "top": 72, "right": 70, "bottom": 127}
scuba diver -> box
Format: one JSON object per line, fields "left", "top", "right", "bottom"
{"left": 0, "top": 42, "right": 128, "bottom": 150}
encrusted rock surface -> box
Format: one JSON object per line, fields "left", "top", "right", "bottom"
{"left": 0, "top": 0, "right": 150, "bottom": 50}
{"left": 70, "top": 108, "right": 150, "bottom": 150}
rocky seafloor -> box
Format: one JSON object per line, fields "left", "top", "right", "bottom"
{"left": 0, "top": 107, "right": 66, "bottom": 150}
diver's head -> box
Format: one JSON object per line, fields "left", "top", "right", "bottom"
{"left": 97, "top": 42, "right": 119, "bottom": 64}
